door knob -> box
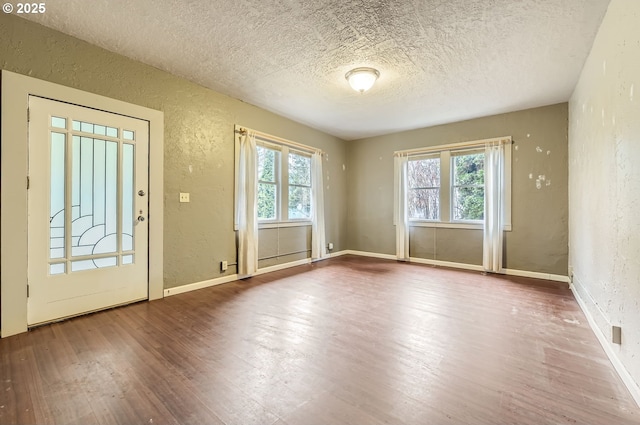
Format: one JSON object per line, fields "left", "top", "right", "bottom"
{"left": 137, "top": 215, "right": 145, "bottom": 222}
{"left": 138, "top": 190, "right": 146, "bottom": 196}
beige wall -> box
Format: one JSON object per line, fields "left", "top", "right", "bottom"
{"left": 347, "top": 103, "right": 569, "bottom": 275}
{"left": 0, "top": 14, "right": 348, "bottom": 289}
{"left": 569, "top": 0, "right": 640, "bottom": 393}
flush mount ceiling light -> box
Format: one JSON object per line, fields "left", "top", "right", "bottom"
{"left": 345, "top": 67, "right": 380, "bottom": 93}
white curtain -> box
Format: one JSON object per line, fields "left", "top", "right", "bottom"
{"left": 311, "top": 151, "right": 327, "bottom": 260}
{"left": 483, "top": 142, "right": 505, "bottom": 273}
{"left": 237, "top": 131, "right": 259, "bottom": 277}
{"left": 394, "top": 153, "right": 410, "bottom": 261}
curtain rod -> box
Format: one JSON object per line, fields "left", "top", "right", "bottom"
{"left": 235, "top": 126, "right": 323, "bottom": 155}
{"left": 394, "top": 136, "right": 512, "bottom": 157}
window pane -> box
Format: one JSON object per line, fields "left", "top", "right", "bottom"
{"left": 94, "top": 125, "right": 107, "bottom": 136}
{"left": 71, "top": 257, "right": 117, "bottom": 272}
{"left": 50, "top": 132, "right": 66, "bottom": 260}
{"left": 106, "top": 127, "right": 118, "bottom": 138}
{"left": 51, "top": 116, "right": 66, "bottom": 129}
{"left": 453, "top": 153, "right": 484, "bottom": 186}
{"left": 71, "top": 137, "right": 118, "bottom": 258}
{"left": 408, "top": 158, "right": 440, "bottom": 188}
{"left": 288, "top": 153, "right": 311, "bottom": 186}
{"left": 452, "top": 152, "right": 485, "bottom": 221}
{"left": 257, "top": 146, "right": 277, "bottom": 183}
{"left": 81, "top": 121, "right": 94, "bottom": 134}
{"left": 122, "top": 144, "right": 134, "bottom": 251}
{"left": 408, "top": 188, "right": 440, "bottom": 220}
{"left": 50, "top": 263, "right": 66, "bottom": 275}
{"left": 289, "top": 186, "right": 311, "bottom": 219}
{"left": 453, "top": 187, "right": 484, "bottom": 221}
{"left": 258, "top": 182, "right": 277, "bottom": 220}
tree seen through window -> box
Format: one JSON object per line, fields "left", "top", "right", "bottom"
{"left": 452, "top": 152, "right": 484, "bottom": 221}
{"left": 256, "top": 145, "right": 311, "bottom": 221}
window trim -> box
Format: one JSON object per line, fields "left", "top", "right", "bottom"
{"left": 259, "top": 221, "right": 312, "bottom": 229}
{"left": 234, "top": 125, "right": 319, "bottom": 230}
{"left": 399, "top": 136, "right": 512, "bottom": 231}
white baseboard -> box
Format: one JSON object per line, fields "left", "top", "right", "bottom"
{"left": 570, "top": 282, "right": 640, "bottom": 407}
{"left": 341, "top": 251, "right": 570, "bottom": 284}
{"left": 254, "top": 258, "right": 311, "bottom": 276}
{"left": 344, "top": 250, "right": 397, "bottom": 260}
{"left": 328, "top": 250, "right": 349, "bottom": 258}
{"left": 164, "top": 273, "right": 239, "bottom": 297}
{"left": 410, "top": 256, "right": 484, "bottom": 272}
{"left": 163, "top": 259, "right": 316, "bottom": 297}
{"left": 504, "top": 268, "right": 570, "bottom": 284}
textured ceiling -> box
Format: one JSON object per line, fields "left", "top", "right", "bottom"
{"left": 20, "top": 0, "right": 611, "bottom": 140}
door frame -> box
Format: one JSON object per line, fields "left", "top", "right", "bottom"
{"left": 1, "top": 70, "right": 164, "bottom": 337}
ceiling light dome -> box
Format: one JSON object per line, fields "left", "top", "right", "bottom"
{"left": 345, "top": 67, "right": 380, "bottom": 93}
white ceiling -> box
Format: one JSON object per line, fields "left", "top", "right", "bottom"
{"left": 21, "top": 0, "right": 611, "bottom": 140}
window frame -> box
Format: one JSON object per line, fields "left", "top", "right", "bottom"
{"left": 450, "top": 148, "right": 485, "bottom": 224}
{"left": 286, "top": 149, "right": 313, "bottom": 222}
{"left": 235, "top": 127, "right": 316, "bottom": 230}
{"left": 402, "top": 138, "right": 512, "bottom": 231}
{"left": 407, "top": 153, "right": 441, "bottom": 221}
{"left": 256, "top": 143, "right": 280, "bottom": 223}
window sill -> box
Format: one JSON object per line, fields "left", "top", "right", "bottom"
{"left": 408, "top": 221, "right": 512, "bottom": 231}
{"left": 259, "top": 221, "right": 312, "bottom": 229}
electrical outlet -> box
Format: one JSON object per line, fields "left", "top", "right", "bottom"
{"left": 179, "top": 192, "right": 190, "bottom": 203}
{"left": 612, "top": 326, "right": 622, "bottom": 344}
{"left": 568, "top": 266, "right": 574, "bottom": 283}
{"left": 328, "top": 242, "right": 334, "bottom": 250}
{"left": 221, "top": 260, "right": 228, "bottom": 271}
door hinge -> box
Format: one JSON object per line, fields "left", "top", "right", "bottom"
{"left": 27, "top": 107, "right": 30, "bottom": 123}
{"left": 27, "top": 284, "right": 30, "bottom": 298}
{"left": 27, "top": 176, "right": 30, "bottom": 190}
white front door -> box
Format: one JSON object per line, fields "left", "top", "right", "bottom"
{"left": 27, "top": 96, "right": 149, "bottom": 326}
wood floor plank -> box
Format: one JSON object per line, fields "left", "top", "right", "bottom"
{"left": 1, "top": 255, "right": 639, "bottom": 424}
{"left": 0, "top": 337, "right": 49, "bottom": 425}
{"left": 56, "top": 315, "right": 182, "bottom": 425}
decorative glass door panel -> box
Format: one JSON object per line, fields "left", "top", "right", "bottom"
{"left": 28, "top": 96, "right": 149, "bottom": 326}
{"left": 68, "top": 135, "right": 120, "bottom": 270}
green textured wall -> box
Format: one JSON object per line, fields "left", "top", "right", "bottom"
{"left": 347, "top": 104, "right": 569, "bottom": 275}
{"left": 0, "top": 12, "right": 571, "bottom": 289}
{"left": 0, "top": 14, "right": 348, "bottom": 289}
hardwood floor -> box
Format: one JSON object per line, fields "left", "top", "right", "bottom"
{"left": 1, "top": 255, "right": 639, "bottom": 425}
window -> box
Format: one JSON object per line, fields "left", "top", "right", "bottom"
{"left": 257, "top": 145, "right": 278, "bottom": 220}
{"left": 402, "top": 139, "right": 511, "bottom": 229}
{"left": 407, "top": 156, "right": 440, "bottom": 220}
{"left": 288, "top": 152, "right": 311, "bottom": 219}
{"left": 451, "top": 150, "right": 484, "bottom": 221}
{"left": 256, "top": 143, "right": 312, "bottom": 222}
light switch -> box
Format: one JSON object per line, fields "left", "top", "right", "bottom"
{"left": 179, "top": 192, "right": 190, "bottom": 203}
